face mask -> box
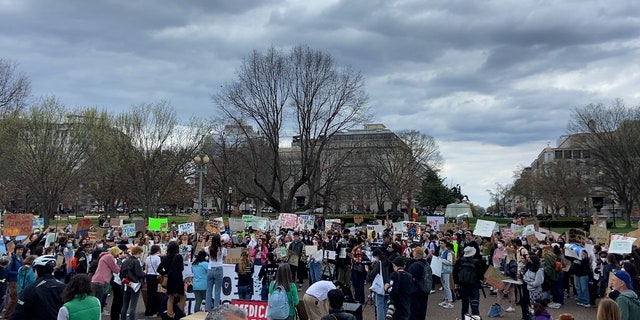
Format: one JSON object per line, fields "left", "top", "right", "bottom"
{"left": 66, "top": 244, "right": 73, "bottom": 249}
{"left": 601, "top": 258, "right": 607, "bottom": 262}
{"left": 497, "top": 244, "right": 503, "bottom": 248}
{"left": 97, "top": 244, "right": 104, "bottom": 249}
{"left": 371, "top": 257, "right": 378, "bottom": 263}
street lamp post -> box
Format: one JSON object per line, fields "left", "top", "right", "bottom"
{"left": 611, "top": 195, "right": 617, "bottom": 228}
{"left": 194, "top": 154, "right": 210, "bottom": 216}
{"left": 228, "top": 187, "right": 233, "bottom": 218}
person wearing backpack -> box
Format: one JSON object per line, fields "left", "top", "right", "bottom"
{"left": 268, "top": 263, "right": 299, "bottom": 320}
{"left": 541, "top": 242, "right": 561, "bottom": 308}
{"left": 407, "top": 247, "right": 431, "bottom": 320}
{"left": 453, "top": 246, "right": 483, "bottom": 320}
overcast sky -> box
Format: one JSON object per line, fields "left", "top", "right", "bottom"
{"left": 2, "top": 0, "right": 639, "bottom": 208}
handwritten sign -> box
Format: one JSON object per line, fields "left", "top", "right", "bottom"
{"left": 353, "top": 215, "right": 364, "bottom": 225}
{"left": 179, "top": 222, "right": 195, "bottom": 234}
{"left": 252, "top": 217, "right": 270, "bottom": 231}
{"left": 122, "top": 223, "right": 136, "bottom": 237}
{"left": 228, "top": 218, "right": 245, "bottom": 232}
{"left": 110, "top": 218, "right": 122, "bottom": 227}
{"left": 298, "top": 215, "right": 315, "bottom": 230}
{"left": 426, "top": 216, "right": 445, "bottom": 231}
{"left": 225, "top": 248, "right": 244, "bottom": 264}
{"left": 484, "top": 265, "right": 511, "bottom": 291}
{"left": 279, "top": 213, "right": 298, "bottom": 229}
{"left": 522, "top": 217, "right": 539, "bottom": 230}
{"left": 4, "top": 214, "right": 33, "bottom": 236}
{"left": 590, "top": 225, "right": 610, "bottom": 246}
{"left": 501, "top": 227, "right": 515, "bottom": 240}
{"left": 473, "top": 219, "right": 496, "bottom": 237}
{"left": 439, "top": 223, "right": 456, "bottom": 234}
{"left": 568, "top": 228, "right": 587, "bottom": 246}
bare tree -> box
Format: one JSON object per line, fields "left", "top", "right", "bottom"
{"left": 568, "top": 100, "right": 640, "bottom": 227}
{"left": 215, "top": 45, "right": 369, "bottom": 212}
{"left": 113, "top": 101, "right": 209, "bottom": 218}
{"left": 0, "top": 58, "right": 31, "bottom": 118}
{"left": 5, "top": 98, "right": 99, "bottom": 225}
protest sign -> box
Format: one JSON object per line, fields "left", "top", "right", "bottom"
{"left": 473, "top": 219, "right": 496, "bottom": 237}
{"left": 430, "top": 256, "right": 443, "bottom": 277}
{"left": 228, "top": 218, "right": 245, "bottom": 232}
{"left": 367, "top": 225, "right": 386, "bottom": 240}
{"left": 179, "top": 222, "right": 195, "bottom": 234}
{"left": 353, "top": 214, "right": 364, "bottom": 225}
{"left": 225, "top": 248, "right": 244, "bottom": 264}
{"left": 590, "top": 225, "right": 610, "bottom": 246}
{"left": 231, "top": 300, "right": 268, "bottom": 320}
{"left": 526, "top": 234, "right": 538, "bottom": 246}
{"left": 44, "top": 233, "right": 57, "bottom": 248}
{"left": 522, "top": 217, "right": 539, "bottom": 230}
{"left": 133, "top": 220, "right": 146, "bottom": 232}
{"left": 522, "top": 224, "right": 536, "bottom": 237}
{"left": 564, "top": 243, "right": 584, "bottom": 259}
{"left": 0, "top": 239, "right": 5, "bottom": 255}
{"left": 242, "top": 215, "right": 254, "bottom": 229}
{"left": 252, "top": 217, "right": 270, "bottom": 231}
{"left": 511, "top": 225, "right": 525, "bottom": 236}
{"left": 305, "top": 245, "right": 318, "bottom": 257}
{"left": 122, "top": 223, "right": 136, "bottom": 237}
{"left": 279, "top": 213, "right": 298, "bottom": 229}
{"left": 288, "top": 250, "right": 299, "bottom": 267}
{"left": 33, "top": 217, "right": 45, "bottom": 231}
{"left": 484, "top": 265, "right": 511, "bottom": 291}
{"left": 110, "top": 218, "right": 122, "bottom": 227}
{"left": 148, "top": 218, "right": 168, "bottom": 231}
{"left": 4, "top": 214, "right": 33, "bottom": 236}
{"left": 298, "top": 215, "right": 315, "bottom": 230}
{"left": 180, "top": 244, "right": 193, "bottom": 263}
{"left": 439, "top": 223, "right": 456, "bottom": 234}
{"left": 609, "top": 235, "right": 636, "bottom": 254}
{"left": 426, "top": 216, "right": 445, "bottom": 231}
{"left": 325, "top": 219, "right": 341, "bottom": 231}
{"left": 627, "top": 226, "right": 640, "bottom": 247}
{"left": 501, "top": 227, "right": 515, "bottom": 240}
{"left": 567, "top": 228, "right": 587, "bottom": 246}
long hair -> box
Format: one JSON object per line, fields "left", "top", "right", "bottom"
{"left": 528, "top": 254, "right": 541, "bottom": 272}
{"left": 275, "top": 263, "right": 293, "bottom": 291}
{"left": 238, "top": 251, "right": 251, "bottom": 275}
{"left": 62, "top": 274, "right": 93, "bottom": 303}
{"left": 209, "top": 234, "right": 221, "bottom": 261}
{"left": 597, "top": 298, "right": 621, "bottom": 320}
{"left": 166, "top": 241, "right": 179, "bottom": 258}
{"left": 193, "top": 250, "right": 208, "bottom": 265}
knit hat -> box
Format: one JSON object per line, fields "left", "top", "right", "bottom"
{"left": 614, "top": 270, "right": 633, "bottom": 290}
{"left": 463, "top": 246, "right": 476, "bottom": 258}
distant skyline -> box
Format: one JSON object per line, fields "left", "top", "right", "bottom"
{"left": 2, "top": 0, "right": 639, "bottom": 208}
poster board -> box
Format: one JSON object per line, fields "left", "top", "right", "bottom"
{"left": 430, "top": 256, "right": 443, "bottom": 277}
{"left": 148, "top": 218, "right": 169, "bottom": 231}
{"left": 439, "top": 223, "right": 456, "bottom": 234}
{"left": 228, "top": 218, "right": 245, "bottom": 232}
{"left": 297, "top": 215, "right": 315, "bottom": 230}
{"left": 501, "top": 227, "right": 515, "bottom": 240}
{"left": 522, "top": 217, "right": 539, "bottom": 230}
{"left": 353, "top": 215, "right": 364, "bottom": 225}
{"left": 589, "top": 225, "right": 610, "bottom": 246}
{"left": 279, "top": 213, "right": 298, "bottom": 229}
{"left": 4, "top": 214, "right": 34, "bottom": 236}
{"left": 305, "top": 245, "right": 318, "bottom": 258}
{"left": 484, "top": 265, "right": 511, "bottom": 291}
{"left": 325, "top": 219, "right": 341, "bottom": 232}
{"left": 473, "top": 219, "right": 497, "bottom": 237}
{"left": 225, "top": 248, "right": 244, "bottom": 264}
{"left": 626, "top": 226, "right": 640, "bottom": 247}
{"left": 179, "top": 222, "right": 196, "bottom": 234}
{"left": 426, "top": 216, "right": 445, "bottom": 231}
{"left": 526, "top": 234, "right": 538, "bottom": 246}
{"left": 110, "top": 218, "right": 122, "bottom": 227}
{"left": 133, "top": 220, "right": 146, "bottom": 232}
{"left": 32, "top": 217, "right": 45, "bottom": 231}
{"left": 252, "top": 217, "right": 270, "bottom": 231}
{"left": 609, "top": 235, "right": 636, "bottom": 254}
{"left": 567, "top": 228, "right": 588, "bottom": 246}
{"left": 287, "top": 250, "right": 299, "bottom": 267}
{"left": 121, "top": 223, "right": 137, "bottom": 237}
{"left": 366, "top": 225, "right": 386, "bottom": 240}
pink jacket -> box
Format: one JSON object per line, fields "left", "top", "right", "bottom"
{"left": 91, "top": 252, "right": 120, "bottom": 284}
{"left": 250, "top": 244, "right": 268, "bottom": 263}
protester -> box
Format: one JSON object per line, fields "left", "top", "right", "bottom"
{"left": 144, "top": 244, "right": 162, "bottom": 317}
{"left": 531, "top": 299, "right": 552, "bottom": 320}
{"left": 90, "top": 245, "right": 122, "bottom": 313}
{"left": 320, "top": 289, "right": 357, "bottom": 320}
{"left": 367, "top": 249, "right": 391, "bottom": 320}
{"left": 269, "top": 263, "right": 299, "bottom": 320}
{"left": 57, "top": 274, "right": 101, "bottom": 320}
{"left": 571, "top": 250, "right": 593, "bottom": 307}
{"left": 191, "top": 250, "right": 209, "bottom": 312}
{"left": 386, "top": 256, "right": 412, "bottom": 320}
{"left": 9, "top": 255, "right": 65, "bottom": 320}
{"left": 351, "top": 241, "right": 369, "bottom": 303}
{"left": 610, "top": 270, "right": 640, "bottom": 320}
{"left": 453, "top": 246, "right": 483, "bottom": 320}
{"left": 206, "top": 233, "right": 227, "bottom": 311}
{"left": 158, "top": 241, "right": 185, "bottom": 319}
{"left": 597, "top": 298, "right": 621, "bottom": 320}
{"left": 407, "top": 247, "right": 430, "bottom": 320}
{"left": 235, "top": 250, "right": 254, "bottom": 299}
{"left": 16, "top": 255, "right": 36, "bottom": 296}
{"left": 3, "top": 242, "right": 23, "bottom": 319}
{"left": 258, "top": 252, "right": 279, "bottom": 301}
{"left": 120, "top": 246, "right": 146, "bottom": 320}
{"left": 304, "top": 280, "right": 343, "bottom": 320}
{"left": 439, "top": 241, "right": 455, "bottom": 309}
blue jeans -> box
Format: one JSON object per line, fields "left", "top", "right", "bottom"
{"left": 261, "top": 284, "right": 269, "bottom": 301}
{"left": 206, "top": 266, "right": 223, "bottom": 311}
{"left": 309, "top": 262, "right": 322, "bottom": 285}
{"left": 441, "top": 273, "right": 453, "bottom": 302}
{"left": 374, "top": 293, "right": 388, "bottom": 320}
{"left": 459, "top": 286, "right": 480, "bottom": 319}
{"left": 575, "top": 275, "right": 589, "bottom": 305}
{"left": 120, "top": 288, "right": 141, "bottom": 320}
{"left": 238, "top": 285, "right": 252, "bottom": 300}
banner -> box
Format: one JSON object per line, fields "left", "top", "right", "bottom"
{"left": 473, "top": 219, "right": 496, "bottom": 237}
{"left": 609, "top": 235, "right": 636, "bottom": 254}
{"left": 279, "top": 213, "right": 298, "bottom": 229}
{"left": 4, "top": 214, "right": 33, "bottom": 236}
{"left": 179, "top": 222, "right": 195, "bottom": 234}
{"left": 231, "top": 300, "right": 268, "bottom": 320}
{"left": 122, "top": 223, "right": 136, "bottom": 237}
{"left": 148, "top": 218, "right": 169, "bottom": 231}
{"left": 426, "top": 216, "right": 445, "bottom": 231}
{"left": 297, "top": 215, "right": 315, "bottom": 230}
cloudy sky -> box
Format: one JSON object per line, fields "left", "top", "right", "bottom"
{"left": 2, "top": 0, "right": 639, "bottom": 208}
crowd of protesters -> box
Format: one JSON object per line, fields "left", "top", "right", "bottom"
{"left": 2, "top": 215, "right": 640, "bottom": 320}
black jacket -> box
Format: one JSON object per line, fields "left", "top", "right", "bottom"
{"left": 452, "top": 257, "right": 484, "bottom": 289}
{"left": 9, "top": 274, "right": 65, "bottom": 320}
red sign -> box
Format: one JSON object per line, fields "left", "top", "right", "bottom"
{"left": 231, "top": 299, "right": 268, "bottom": 320}
{"left": 4, "top": 214, "right": 34, "bottom": 236}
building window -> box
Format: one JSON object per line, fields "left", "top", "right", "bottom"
{"left": 563, "top": 150, "right": 572, "bottom": 159}
{"left": 583, "top": 150, "right": 591, "bottom": 159}
{"left": 573, "top": 150, "right": 582, "bottom": 158}
{"left": 555, "top": 150, "right": 563, "bottom": 159}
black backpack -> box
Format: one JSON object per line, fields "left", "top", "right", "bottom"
{"left": 415, "top": 260, "right": 433, "bottom": 293}
{"left": 458, "top": 258, "right": 477, "bottom": 286}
